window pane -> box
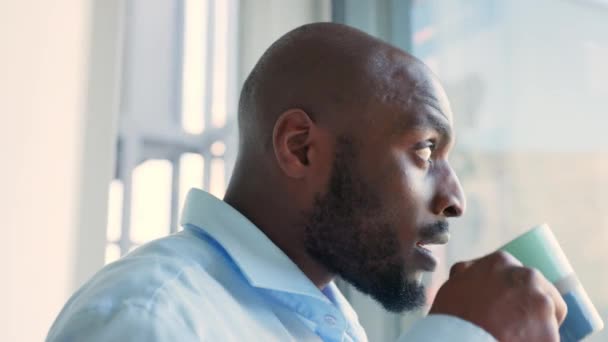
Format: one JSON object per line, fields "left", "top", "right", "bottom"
{"left": 211, "top": 0, "right": 228, "bottom": 128}
{"left": 412, "top": 3, "right": 608, "bottom": 341}
{"left": 179, "top": 153, "right": 204, "bottom": 222}
{"left": 181, "top": 0, "right": 208, "bottom": 134}
{"left": 128, "top": 244, "right": 140, "bottom": 253}
{"left": 106, "top": 179, "right": 123, "bottom": 242}
{"left": 210, "top": 141, "right": 226, "bottom": 157}
{"left": 105, "top": 243, "right": 121, "bottom": 264}
{"left": 130, "top": 159, "right": 172, "bottom": 243}
{"left": 209, "top": 158, "right": 225, "bottom": 199}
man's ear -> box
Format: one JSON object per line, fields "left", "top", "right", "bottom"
{"left": 272, "top": 108, "right": 315, "bottom": 178}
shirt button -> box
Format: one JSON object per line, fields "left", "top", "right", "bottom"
{"left": 323, "top": 314, "right": 337, "bottom": 326}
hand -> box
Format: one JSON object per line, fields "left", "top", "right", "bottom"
{"left": 429, "top": 251, "right": 568, "bottom": 342}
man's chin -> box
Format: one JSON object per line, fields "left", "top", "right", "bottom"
{"left": 345, "top": 271, "right": 427, "bottom": 313}
{"left": 375, "top": 281, "right": 427, "bottom": 313}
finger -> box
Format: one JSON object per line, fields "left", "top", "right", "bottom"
{"left": 485, "top": 250, "right": 523, "bottom": 269}
{"left": 449, "top": 260, "right": 474, "bottom": 278}
{"left": 521, "top": 267, "right": 568, "bottom": 326}
{"left": 450, "top": 251, "right": 523, "bottom": 278}
{"left": 544, "top": 316, "right": 562, "bottom": 342}
{"left": 540, "top": 278, "right": 568, "bottom": 325}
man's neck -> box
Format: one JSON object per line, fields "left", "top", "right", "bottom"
{"left": 223, "top": 177, "right": 334, "bottom": 290}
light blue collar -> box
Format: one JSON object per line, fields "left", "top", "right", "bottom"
{"left": 180, "top": 188, "right": 330, "bottom": 302}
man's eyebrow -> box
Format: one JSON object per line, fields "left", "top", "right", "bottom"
{"left": 397, "top": 109, "right": 453, "bottom": 143}
{"left": 397, "top": 88, "right": 454, "bottom": 141}
{"left": 419, "top": 110, "right": 453, "bottom": 142}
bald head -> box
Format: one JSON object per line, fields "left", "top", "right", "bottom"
{"left": 226, "top": 24, "right": 465, "bottom": 306}
{"left": 237, "top": 22, "right": 443, "bottom": 155}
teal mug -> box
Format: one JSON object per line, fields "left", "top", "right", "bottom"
{"left": 501, "top": 224, "right": 604, "bottom": 341}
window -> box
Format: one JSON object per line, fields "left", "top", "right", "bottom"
{"left": 335, "top": 1, "right": 608, "bottom": 341}
{"left": 105, "top": 0, "right": 238, "bottom": 264}
{"left": 425, "top": 3, "right": 608, "bottom": 341}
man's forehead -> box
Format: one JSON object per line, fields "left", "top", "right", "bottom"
{"left": 418, "top": 76, "right": 452, "bottom": 119}
{"left": 354, "top": 46, "right": 455, "bottom": 140}
{"left": 409, "top": 80, "right": 453, "bottom": 124}
{"left": 368, "top": 49, "right": 453, "bottom": 121}
{"left": 382, "top": 67, "right": 454, "bottom": 137}
{"left": 387, "top": 73, "right": 455, "bottom": 141}
{"left": 391, "top": 99, "right": 453, "bottom": 143}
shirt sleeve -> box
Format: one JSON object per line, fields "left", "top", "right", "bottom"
{"left": 46, "top": 304, "right": 199, "bottom": 342}
{"left": 397, "top": 314, "right": 497, "bottom": 342}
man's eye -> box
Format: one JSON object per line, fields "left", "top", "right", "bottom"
{"left": 414, "top": 141, "right": 436, "bottom": 164}
{"left": 415, "top": 147, "right": 433, "bottom": 162}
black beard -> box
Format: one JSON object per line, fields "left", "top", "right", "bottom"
{"left": 304, "top": 137, "right": 425, "bottom": 313}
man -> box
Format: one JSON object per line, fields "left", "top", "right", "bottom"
{"left": 47, "top": 23, "right": 566, "bottom": 341}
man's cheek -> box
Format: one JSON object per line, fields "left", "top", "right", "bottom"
{"left": 395, "top": 225, "right": 417, "bottom": 256}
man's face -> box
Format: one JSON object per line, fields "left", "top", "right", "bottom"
{"left": 304, "top": 71, "right": 465, "bottom": 313}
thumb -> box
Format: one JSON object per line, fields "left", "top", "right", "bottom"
{"left": 449, "top": 260, "right": 475, "bottom": 278}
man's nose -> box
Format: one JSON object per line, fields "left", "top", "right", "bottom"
{"left": 431, "top": 165, "right": 466, "bottom": 218}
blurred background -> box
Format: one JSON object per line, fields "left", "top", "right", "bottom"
{"left": 2, "top": 0, "right": 608, "bottom": 341}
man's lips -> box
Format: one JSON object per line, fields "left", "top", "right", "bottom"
{"left": 416, "top": 231, "right": 450, "bottom": 248}
{"left": 412, "top": 222, "right": 450, "bottom": 272}
{"left": 416, "top": 221, "right": 450, "bottom": 247}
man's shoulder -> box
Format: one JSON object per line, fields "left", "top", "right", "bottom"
{"left": 57, "top": 234, "right": 240, "bottom": 316}
{"left": 47, "top": 232, "right": 253, "bottom": 340}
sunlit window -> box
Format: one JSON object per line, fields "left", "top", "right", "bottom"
{"left": 130, "top": 159, "right": 173, "bottom": 244}
{"left": 211, "top": 0, "right": 229, "bottom": 128}
{"left": 106, "top": 180, "right": 123, "bottom": 242}
{"left": 179, "top": 153, "right": 205, "bottom": 219}
{"left": 181, "top": 0, "right": 208, "bottom": 134}
{"left": 105, "top": 0, "right": 236, "bottom": 264}
{"left": 105, "top": 180, "right": 124, "bottom": 264}
{"left": 209, "top": 159, "right": 226, "bottom": 199}
{"left": 104, "top": 244, "right": 121, "bottom": 265}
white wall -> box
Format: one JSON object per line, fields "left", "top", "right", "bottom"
{"left": 0, "top": 1, "right": 120, "bottom": 341}
{"left": 72, "top": 0, "right": 123, "bottom": 290}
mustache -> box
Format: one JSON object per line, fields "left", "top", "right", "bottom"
{"left": 419, "top": 221, "right": 449, "bottom": 240}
